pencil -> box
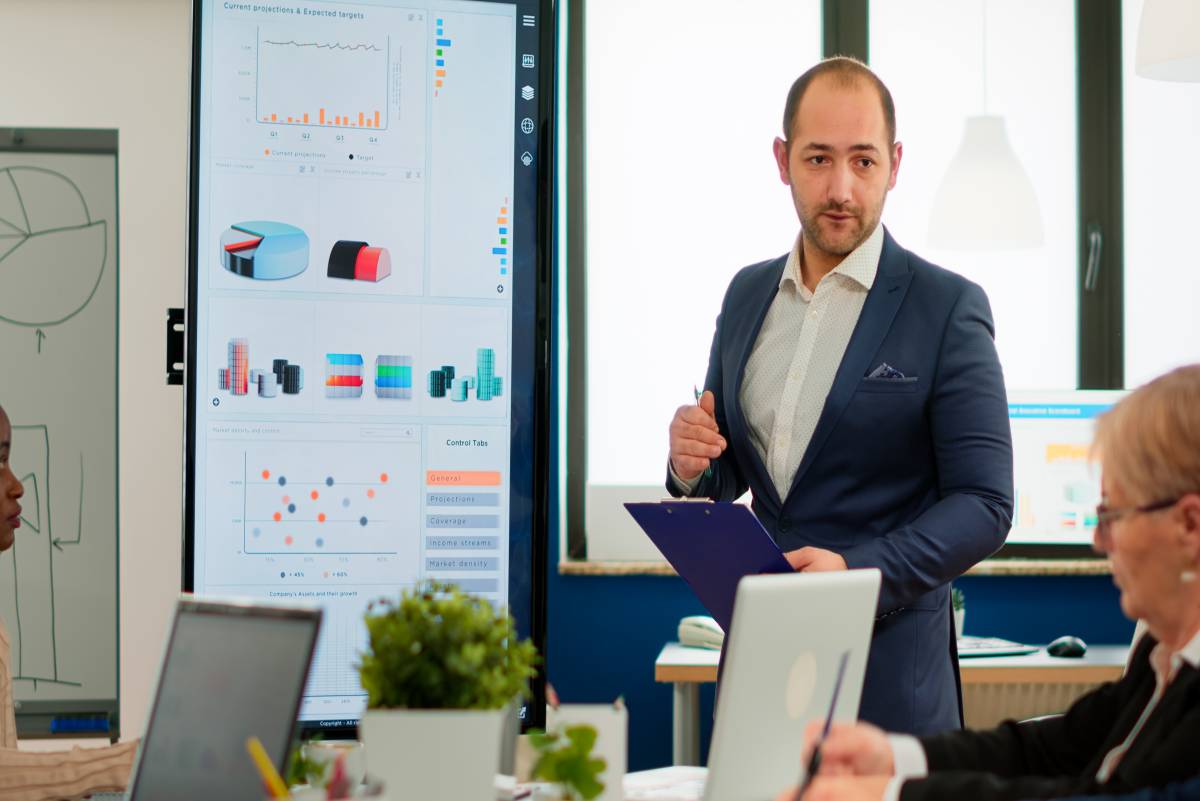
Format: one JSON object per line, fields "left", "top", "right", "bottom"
{"left": 246, "top": 735, "right": 290, "bottom": 799}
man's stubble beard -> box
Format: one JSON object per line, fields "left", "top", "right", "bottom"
{"left": 797, "top": 191, "right": 888, "bottom": 260}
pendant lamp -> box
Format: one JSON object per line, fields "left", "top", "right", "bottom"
{"left": 927, "top": 0, "right": 1044, "bottom": 250}
{"left": 1136, "top": 0, "right": 1200, "bottom": 82}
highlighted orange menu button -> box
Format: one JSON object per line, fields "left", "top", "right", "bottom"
{"left": 426, "top": 470, "right": 502, "bottom": 486}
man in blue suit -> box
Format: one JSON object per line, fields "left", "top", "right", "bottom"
{"left": 666, "top": 57, "right": 1014, "bottom": 736}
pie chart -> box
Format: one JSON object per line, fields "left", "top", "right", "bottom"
{"left": 0, "top": 166, "right": 108, "bottom": 328}
{"left": 219, "top": 221, "right": 309, "bottom": 280}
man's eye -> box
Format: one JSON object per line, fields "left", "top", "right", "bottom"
{"left": 857, "top": 159, "right": 874, "bottom": 168}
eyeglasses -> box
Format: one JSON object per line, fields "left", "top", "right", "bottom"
{"left": 1094, "top": 497, "right": 1180, "bottom": 543}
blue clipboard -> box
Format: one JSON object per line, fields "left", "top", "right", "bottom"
{"left": 624, "top": 501, "right": 793, "bottom": 631}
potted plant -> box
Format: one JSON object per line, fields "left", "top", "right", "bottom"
{"left": 530, "top": 724, "right": 607, "bottom": 801}
{"left": 952, "top": 586, "right": 966, "bottom": 635}
{"left": 357, "top": 582, "right": 538, "bottom": 801}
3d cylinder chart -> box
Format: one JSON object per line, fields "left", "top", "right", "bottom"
{"left": 216, "top": 338, "right": 303, "bottom": 398}
{"left": 327, "top": 239, "right": 392, "bottom": 283}
{"left": 427, "top": 348, "right": 503, "bottom": 402}
{"left": 220, "top": 221, "right": 310, "bottom": 280}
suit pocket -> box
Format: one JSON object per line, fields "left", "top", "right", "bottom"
{"left": 857, "top": 376, "right": 919, "bottom": 394}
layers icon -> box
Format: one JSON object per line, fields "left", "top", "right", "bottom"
{"left": 220, "top": 221, "right": 309, "bottom": 280}
{"left": 327, "top": 240, "right": 391, "bottom": 283}
{"left": 326, "top": 353, "right": 364, "bottom": 398}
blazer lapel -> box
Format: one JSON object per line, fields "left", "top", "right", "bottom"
{"left": 786, "top": 231, "right": 913, "bottom": 499}
{"left": 729, "top": 257, "right": 786, "bottom": 509}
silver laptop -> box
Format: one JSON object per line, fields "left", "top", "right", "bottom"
{"left": 102, "top": 598, "right": 321, "bottom": 801}
{"left": 703, "top": 569, "right": 881, "bottom": 801}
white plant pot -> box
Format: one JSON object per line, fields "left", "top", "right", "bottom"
{"left": 954, "top": 608, "right": 966, "bottom": 636}
{"left": 361, "top": 707, "right": 506, "bottom": 801}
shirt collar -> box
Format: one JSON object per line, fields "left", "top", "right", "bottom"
{"left": 780, "top": 222, "right": 884, "bottom": 295}
{"left": 1179, "top": 628, "right": 1200, "bottom": 668}
{"left": 1150, "top": 627, "right": 1200, "bottom": 685}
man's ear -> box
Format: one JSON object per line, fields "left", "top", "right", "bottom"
{"left": 888, "top": 141, "right": 903, "bottom": 190}
{"left": 772, "top": 137, "right": 791, "bottom": 186}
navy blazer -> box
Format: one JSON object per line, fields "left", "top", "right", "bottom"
{"left": 668, "top": 228, "right": 1014, "bottom": 735}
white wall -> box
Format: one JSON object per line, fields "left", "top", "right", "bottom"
{"left": 0, "top": 0, "right": 192, "bottom": 740}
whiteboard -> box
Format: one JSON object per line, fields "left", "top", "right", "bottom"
{"left": 0, "top": 129, "right": 119, "bottom": 736}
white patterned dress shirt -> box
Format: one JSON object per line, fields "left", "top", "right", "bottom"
{"left": 674, "top": 223, "right": 883, "bottom": 500}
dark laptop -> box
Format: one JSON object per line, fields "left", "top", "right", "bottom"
{"left": 113, "top": 598, "right": 321, "bottom": 801}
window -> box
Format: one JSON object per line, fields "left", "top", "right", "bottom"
{"left": 580, "top": 0, "right": 821, "bottom": 558}
{"left": 870, "top": 0, "right": 1079, "bottom": 390}
{"left": 1121, "top": 0, "right": 1200, "bottom": 387}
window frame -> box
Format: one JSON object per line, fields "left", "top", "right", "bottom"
{"left": 564, "top": 0, "right": 1124, "bottom": 561}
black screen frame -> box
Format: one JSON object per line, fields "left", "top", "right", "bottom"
{"left": 183, "top": 0, "right": 554, "bottom": 735}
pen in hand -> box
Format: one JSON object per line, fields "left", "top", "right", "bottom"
{"left": 793, "top": 650, "right": 851, "bottom": 801}
{"left": 694, "top": 385, "right": 714, "bottom": 479}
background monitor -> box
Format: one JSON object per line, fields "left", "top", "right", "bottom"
{"left": 1000, "top": 390, "right": 1125, "bottom": 556}
{"left": 185, "top": 0, "right": 552, "bottom": 731}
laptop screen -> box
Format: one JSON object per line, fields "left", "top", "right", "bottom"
{"left": 130, "top": 601, "right": 320, "bottom": 801}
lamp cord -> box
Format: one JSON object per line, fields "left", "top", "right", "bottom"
{"left": 981, "top": 0, "right": 989, "bottom": 114}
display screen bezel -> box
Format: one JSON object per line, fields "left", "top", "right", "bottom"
{"left": 183, "top": 0, "right": 553, "bottom": 734}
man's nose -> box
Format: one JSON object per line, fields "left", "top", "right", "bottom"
{"left": 828, "top": 163, "right": 855, "bottom": 205}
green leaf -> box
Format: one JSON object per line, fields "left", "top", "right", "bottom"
{"left": 357, "top": 581, "right": 539, "bottom": 710}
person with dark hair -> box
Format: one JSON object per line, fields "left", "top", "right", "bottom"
{"left": 666, "top": 56, "right": 1014, "bottom": 735}
{"left": 776, "top": 366, "right": 1200, "bottom": 801}
{"left": 0, "top": 402, "right": 137, "bottom": 800}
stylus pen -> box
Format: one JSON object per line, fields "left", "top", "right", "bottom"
{"left": 793, "top": 650, "right": 851, "bottom": 801}
{"left": 693, "top": 385, "right": 714, "bottom": 479}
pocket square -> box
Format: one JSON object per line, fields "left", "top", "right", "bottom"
{"left": 867, "top": 362, "right": 907, "bottom": 379}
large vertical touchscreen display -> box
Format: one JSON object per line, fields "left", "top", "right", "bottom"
{"left": 187, "top": 0, "right": 550, "bottom": 728}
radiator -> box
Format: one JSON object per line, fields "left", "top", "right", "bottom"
{"left": 963, "top": 681, "right": 1104, "bottom": 728}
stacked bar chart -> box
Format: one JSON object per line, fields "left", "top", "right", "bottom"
{"left": 325, "top": 354, "right": 365, "bottom": 398}
{"left": 375, "top": 355, "right": 413, "bottom": 399}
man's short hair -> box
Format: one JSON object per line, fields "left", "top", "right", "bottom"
{"left": 782, "top": 56, "right": 897, "bottom": 147}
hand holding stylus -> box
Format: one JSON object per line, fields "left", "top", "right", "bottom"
{"left": 669, "top": 389, "right": 726, "bottom": 482}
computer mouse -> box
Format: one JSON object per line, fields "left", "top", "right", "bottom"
{"left": 1047, "top": 635, "right": 1088, "bottom": 658}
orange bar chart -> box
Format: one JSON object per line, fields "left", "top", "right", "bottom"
{"left": 259, "top": 108, "right": 385, "bottom": 130}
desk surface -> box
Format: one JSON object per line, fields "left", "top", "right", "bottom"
{"left": 655, "top": 643, "right": 1130, "bottom": 684}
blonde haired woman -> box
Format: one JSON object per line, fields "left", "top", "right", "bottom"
{"left": 1, "top": 403, "right": 136, "bottom": 800}
{"left": 777, "top": 365, "right": 1200, "bottom": 801}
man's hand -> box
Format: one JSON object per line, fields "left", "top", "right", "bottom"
{"left": 785, "top": 546, "right": 847, "bottom": 572}
{"left": 668, "top": 390, "right": 727, "bottom": 482}
{"left": 773, "top": 775, "right": 892, "bottom": 801}
{"left": 802, "top": 721, "right": 894, "bottom": 777}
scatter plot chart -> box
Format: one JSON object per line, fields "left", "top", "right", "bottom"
{"left": 239, "top": 456, "right": 405, "bottom": 554}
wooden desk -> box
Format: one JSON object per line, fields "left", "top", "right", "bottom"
{"left": 654, "top": 642, "right": 1129, "bottom": 766}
